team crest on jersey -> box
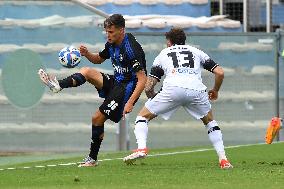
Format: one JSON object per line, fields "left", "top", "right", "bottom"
{"left": 119, "top": 54, "right": 123, "bottom": 61}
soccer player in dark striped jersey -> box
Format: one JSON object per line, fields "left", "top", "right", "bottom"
{"left": 38, "top": 14, "right": 147, "bottom": 167}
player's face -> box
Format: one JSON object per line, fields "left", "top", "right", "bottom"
{"left": 105, "top": 25, "right": 124, "bottom": 45}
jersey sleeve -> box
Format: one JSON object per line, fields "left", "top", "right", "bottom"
{"left": 149, "top": 54, "right": 164, "bottom": 81}
{"left": 202, "top": 59, "right": 219, "bottom": 72}
{"left": 198, "top": 49, "right": 219, "bottom": 72}
{"left": 98, "top": 43, "right": 110, "bottom": 59}
{"left": 127, "top": 34, "right": 147, "bottom": 73}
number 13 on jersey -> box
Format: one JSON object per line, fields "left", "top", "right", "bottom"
{"left": 167, "top": 50, "right": 194, "bottom": 68}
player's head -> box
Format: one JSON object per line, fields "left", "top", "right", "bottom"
{"left": 165, "top": 28, "right": 186, "bottom": 47}
{"left": 104, "top": 14, "right": 125, "bottom": 44}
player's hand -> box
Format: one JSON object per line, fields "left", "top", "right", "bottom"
{"left": 208, "top": 89, "right": 218, "bottom": 101}
{"left": 79, "top": 45, "right": 89, "bottom": 57}
{"left": 123, "top": 102, "right": 134, "bottom": 119}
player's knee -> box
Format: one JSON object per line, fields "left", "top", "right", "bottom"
{"left": 92, "top": 112, "right": 106, "bottom": 125}
{"left": 138, "top": 107, "right": 155, "bottom": 120}
{"left": 202, "top": 117, "right": 213, "bottom": 125}
{"left": 79, "top": 67, "right": 97, "bottom": 80}
{"left": 92, "top": 116, "right": 101, "bottom": 125}
{"left": 79, "top": 67, "right": 90, "bottom": 76}
{"left": 80, "top": 67, "right": 102, "bottom": 83}
{"left": 201, "top": 112, "right": 214, "bottom": 125}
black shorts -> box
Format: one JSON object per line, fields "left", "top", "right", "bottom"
{"left": 97, "top": 73, "right": 137, "bottom": 123}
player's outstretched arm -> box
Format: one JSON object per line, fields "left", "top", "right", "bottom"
{"left": 80, "top": 45, "right": 105, "bottom": 64}
{"left": 145, "top": 76, "right": 159, "bottom": 99}
{"left": 209, "top": 66, "right": 224, "bottom": 101}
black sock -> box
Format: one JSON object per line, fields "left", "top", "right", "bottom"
{"left": 89, "top": 125, "right": 104, "bottom": 161}
{"left": 59, "top": 73, "right": 86, "bottom": 89}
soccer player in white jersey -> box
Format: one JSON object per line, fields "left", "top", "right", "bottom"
{"left": 123, "top": 28, "right": 233, "bottom": 169}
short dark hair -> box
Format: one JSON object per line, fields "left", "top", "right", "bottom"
{"left": 165, "top": 28, "right": 186, "bottom": 45}
{"left": 104, "top": 14, "right": 125, "bottom": 28}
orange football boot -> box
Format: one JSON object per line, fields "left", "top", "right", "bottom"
{"left": 265, "top": 117, "right": 281, "bottom": 144}
{"left": 123, "top": 148, "right": 149, "bottom": 165}
{"left": 220, "top": 159, "right": 233, "bottom": 169}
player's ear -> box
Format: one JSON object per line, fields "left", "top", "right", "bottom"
{"left": 119, "top": 27, "right": 125, "bottom": 34}
{"left": 166, "top": 40, "right": 172, "bottom": 47}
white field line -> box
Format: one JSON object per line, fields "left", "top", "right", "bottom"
{"left": 0, "top": 142, "right": 281, "bottom": 171}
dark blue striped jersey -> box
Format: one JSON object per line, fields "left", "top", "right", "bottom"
{"left": 99, "top": 33, "right": 146, "bottom": 83}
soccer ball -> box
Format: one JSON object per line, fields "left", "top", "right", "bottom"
{"left": 58, "top": 46, "right": 81, "bottom": 68}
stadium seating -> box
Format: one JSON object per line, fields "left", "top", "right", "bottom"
{"left": 0, "top": 40, "right": 272, "bottom": 54}
{"left": 0, "top": 63, "right": 276, "bottom": 124}
{"left": 0, "top": 89, "right": 275, "bottom": 106}
{"left": 0, "top": 40, "right": 273, "bottom": 71}
{"left": 0, "top": 0, "right": 279, "bottom": 152}
{"left": 250, "top": 65, "right": 275, "bottom": 75}
{"left": 0, "top": 120, "right": 268, "bottom": 133}
{"left": 0, "top": 15, "right": 241, "bottom": 32}
{"left": 1, "top": 40, "right": 273, "bottom": 54}
{"left": 0, "top": 1, "right": 90, "bottom": 19}
{"left": 218, "top": 42, "right": 273, "bottom": 52}
{"left": 81, "top": 0, "right": 210, "bottom": 17}
{"left": 0, "top": 0, "right": 242, "bottom": 33}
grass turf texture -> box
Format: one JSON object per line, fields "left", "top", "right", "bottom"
{"left": 0, "top": 143, "right": 283, "bottom": 189}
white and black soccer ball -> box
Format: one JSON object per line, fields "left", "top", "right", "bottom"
{"left": 58, "top": 46, "right": 81, "bottom": 68}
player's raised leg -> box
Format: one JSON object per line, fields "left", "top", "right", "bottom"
{"left": 38, "top": 69, "right": 61, "bottom": 93}
{"left": 201, "top": 110, "right": 233, "bottom": 169}
{"left": 38, "top": 67, "right": 104, "bottom": 93}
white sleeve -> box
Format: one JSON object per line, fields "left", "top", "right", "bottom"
{"left": 197, "top": 48, "right": 211, "bottom": 64}
{"left": 152, "top": 53, "right": 162, "bottom": 67}
{"left": 197, "top": 49, "right": 219, "bottom": 72}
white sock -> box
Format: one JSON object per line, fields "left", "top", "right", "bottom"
{"left": 134, "top": 116, "right": 148, "bottom": 149}
{"left": 206, "top": 120, "right": 227, "bottom": 161}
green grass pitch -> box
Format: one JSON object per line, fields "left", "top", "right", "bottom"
{"left": 0, "top": 142, "right": 283, "bottom": 189}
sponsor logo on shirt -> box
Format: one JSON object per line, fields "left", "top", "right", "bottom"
{"left": 114, "top": 65, "right": 129, "bottom": 74}
{"left": 172, "top": 68, "right": 198, "bottom": 75}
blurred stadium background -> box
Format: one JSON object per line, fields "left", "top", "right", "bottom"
{"left": 0, "top": 0, "right": 283, "bottom": 156}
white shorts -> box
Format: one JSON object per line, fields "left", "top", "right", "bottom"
{"left": 145, "top": 85, "right": 211, "bottom": 120}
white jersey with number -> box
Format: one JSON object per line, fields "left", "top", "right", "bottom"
{"left": 149, "top": 45, "right": 218, "bottom": 91}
